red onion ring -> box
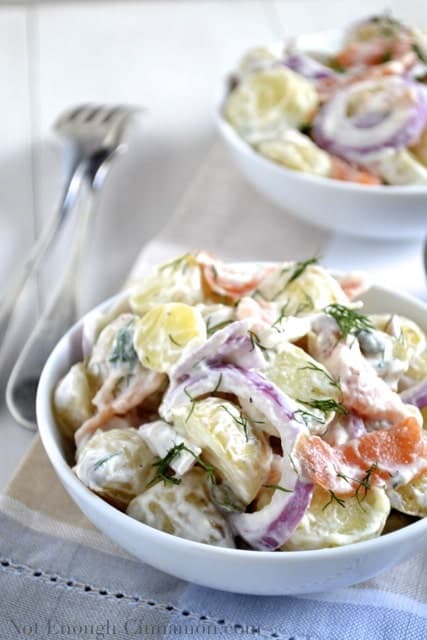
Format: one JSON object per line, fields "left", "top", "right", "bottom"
{"left": 313, "top": 77, "right": 427, "bottom": 162}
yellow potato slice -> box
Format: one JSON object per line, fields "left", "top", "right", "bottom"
{"left": 129, "top": 253, "right": 204, "bottom": 315}
{"left": 257, "top": 130, "right": 331, "bottom": 177}
{"left": 74, "top": 428, "right": 155, "bottom": 509}
{"left": 171, "top": 398, "right": 272, "bottom": 505}
{"left": 133, "top": 302, "right": 206, "bottom": 373}
{"left": 126, "top": 468, "right": 234, "bottom": 547}
{"left": 388, "top": 473, "right": 427, "bottom": 517}
{"left": 224, "top": 67, "right": 318, "bottom": 142}
{"left": 54, "top": 363, "right": 94, "bottom": 438}
{"left": 283, "top": 485, "right": 390, "bottom": 550}
{"left": 257, "top": 263, "right": 348, "bottom": 314}
{"left": 263, "top": 341, "right": 341, "bottom": 434}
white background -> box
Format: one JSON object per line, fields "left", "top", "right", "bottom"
{"left": 1, "top": 0, "right": 426, "bottom": 489}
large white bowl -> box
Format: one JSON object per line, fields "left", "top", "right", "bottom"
{"left": 37, "top": 284, "right": 427, "bottom": 596}
{"left": 217, "top": 30, "right": 427, "bottom": 240}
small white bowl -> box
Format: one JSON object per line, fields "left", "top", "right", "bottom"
{"left": 36, "top": 283, "right": 427, "bottom": 595}
{"left": 217, "top": 31, "right": 427, "bottom": 240}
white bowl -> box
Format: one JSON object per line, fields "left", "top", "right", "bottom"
{"left": 36, "top": 283, "right": 427, "bottom": 595}
{"left": 217, "top": 31, "right": 427, "bottom": 240}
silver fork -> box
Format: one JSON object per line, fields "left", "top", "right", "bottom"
{"left": 5, "top": 104, "right": 139, "bottom": 430}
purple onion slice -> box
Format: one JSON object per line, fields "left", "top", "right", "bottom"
{"left": 171, "top": 321, "right": 265, "bottom": 380}
{"left": 283, "top": 52, "right": 337, "bottom": 81}
{"left": 313, "top": 77, "right": 427, "bottom": 163}
{"left": 400, "top": 378, "right": 427, "bottom": 410}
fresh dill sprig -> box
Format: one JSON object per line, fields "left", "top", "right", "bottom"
{"left": 412, "top": 42, "right": 427, "bottom": 65}
{"left": 147, "top": 444, "right": 186, "bottom": 488}
{"left": 294, "top": 408, "right": 326, "bottom": 427}
{"left": 147, "top": 443, "right": 218, "bottom": 490}
{"left": 294, "top": 292, "right": 314, "bottom": 316}
{"left": 354, "top": 463, "right": 378, "bottom": 506}
{"left": 212, "top": 373, "right": 223, "bottom": 394}
{"left": 158, "top": 253, "right": 191, "bottom": 273}
{"left": 109, "top": 321, "right": 138, "bottom": 366}
{"left": 262, "top": 483, "right": 293, "bottom": 493}
{"left": 206, "top": 319, "right": 233, "bottom": 336}
{"left": 322, "top": 490, "right": 346, "bottom": 511}
{"left": 93, "top": 452, "right": 121, "bottom": 471}
{"left": 220, "top": 404, "right": 251, "bottom": 442}
{"left": 299, "top": 362, "right": 341, "bottom": 392}
{"left": 168, "top": 334, "right": 182, "bottom": 347}
{"left": 184, "top": 386, "right": 196, "bottom": 423}
{"left": 335, "top": 463, "right": 378, "bottom": 509}
{"left": 248, "top": 330, "right": 269, "bottom": 356}
{"left": 297, "top": 398, "right": 348, "bottom": 416}
{"left": 271, "top": 302, "right": 290, "bottom": 331}
{"left": 286, "top": 258, "right": 318, "bottom": 287}
{"left": 325, "top": 304, "right": 374, "bottom": 339}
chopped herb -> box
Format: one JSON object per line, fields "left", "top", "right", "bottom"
{"left": 147, "top": 444, "right": 185, "bottom": 488}
{"left": 158, "top": 253, "right": 191, "bottom": 273}
{"left": 147, "top": 443, "right": 218, "bottom": 490}
{"left": 184, "top": 386, "right": 196, "bottom": 423}
{"left": 288, "top": 452, "right": 300, "bottom": 477}
{"left": 294, "top": 292, "right": 314, "bottom": 316}
{"left": 168, "top": 334, "right": 182, "bottom": 347}
{"left": 286, "top": 258, "right": 318, "bottom": 287}
{"left": 206, "top": 319, "right": 233, "bottom": 336}
{"left": 271, "top": 302, "right": 290, "bottom": 332}
{"left": 354, "top": 463, "right": 378, "bottom": 506}
{"left": 294, "top": 408, "right": 326, "bottom": 427}
{"left": 220, "top": 404, "right": 251, "bottom": 442}
{"left": 248, "top": 330, "right": 269, "bottom": 355}
{"left": 210, "top": 483, "right": 245, "bottom": 512}
{"left": 297, "top": 398, "right": 348, "bottom": 416}
{"left": 412, "top": 43, "right": 427, "bottom": 64}
{"left": 262, "top": 483, "right": 293, "bottom": 493}
{"left": 322, "top": 490, "right": 346, "bottom": 511}
{"left": 109, "top": 321, "right": 138, "bottom": 366}
{"left": 328, "top": 57, "right": 345, "bottom": 73}
{"left": 212, "top": 373, "right": 223, "bottom": 394}
{"left": 325, "top": 303, "right": 374, "bottom": 339}
{"left": 93, "top": 452, "right": 121, "bottom": 471}
{"left": 299, "top": 362, "right": 341, "bottom": 392}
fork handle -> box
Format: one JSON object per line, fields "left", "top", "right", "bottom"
{"left": 0, "top": 152, "right": 86, "bottom": 348}
{"left": 5, "top": 182, "right": 94, "bottom": 430}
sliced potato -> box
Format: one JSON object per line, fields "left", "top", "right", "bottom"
{"left": 129, "top": 253, "right": 204, "bottom": 315}
{"left": 54, "top": 363, "right": 94, "bottom": 438}
{"left": 257, "top": 263, "right": 348, "bottom": 314}
{"left": 388, "top": 473, "right": 427, "bottom": 517}
{"left": 263, "top": 341, "right": 341, "bottom": 434}
{"left": 126, "top": 468, "right": 234, "bottom": 547}
{"left": 257, "top": 130, "right": 331, "bottom": 177}
{"left": 171, "top": 398, "right": 272, "bottom": 505}
{"left": 283, "top": 484, "right": 390, "bottom": 550}
{"left": 74, "top": 428, "right": 155, "bottom": 509}
{"left": 224, "top": 66, "right": 318, "bottom": 142}
{"left": 133, "top": 302, "right": 206, "bottom": 373}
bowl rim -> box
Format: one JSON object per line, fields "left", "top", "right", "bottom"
{"left": 37, "top": 281, "right": 427, "bottom": 562}
{"left": 217, "top": 27, "right": 427, "bottom": 196}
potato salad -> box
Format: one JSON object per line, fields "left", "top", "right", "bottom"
{"left": 223, "top": 14, "right": 427, "bottom": 186}
{"left": 54, "top": 252, "right": 427, "bottom": 551}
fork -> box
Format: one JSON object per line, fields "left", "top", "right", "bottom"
{"left": 5, "top": 104, "right": 139, "bottom": 430}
